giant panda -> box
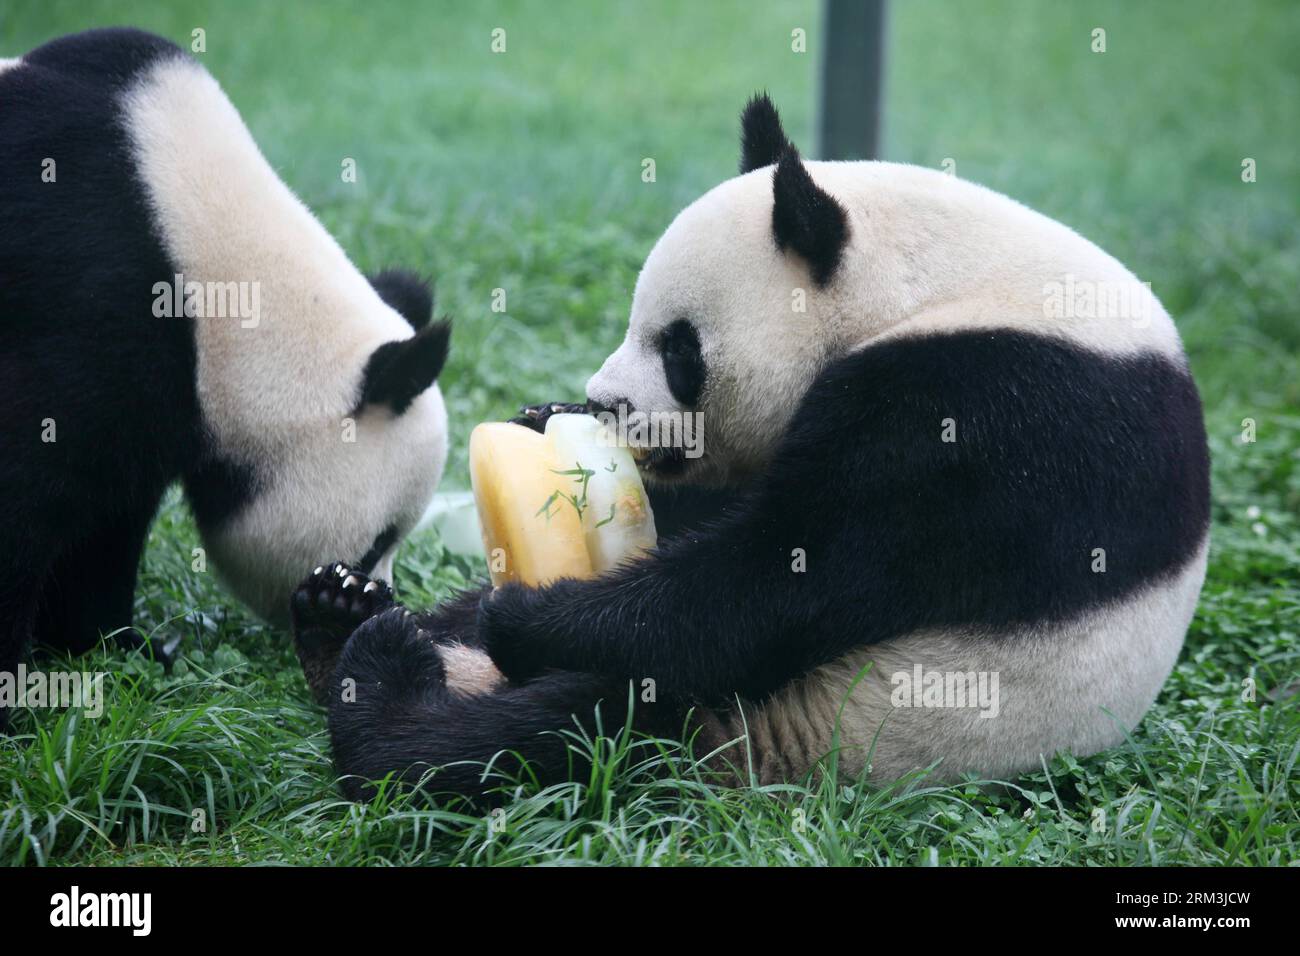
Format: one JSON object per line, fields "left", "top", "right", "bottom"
{"left": 0, "top": 28, "right": 449, "bottom": 726}
{"left": 292, "top": 94, "right": 1210, "bottom": 804}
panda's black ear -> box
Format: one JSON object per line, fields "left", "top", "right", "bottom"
{"left": 739, "top": 93, "right": 791, "bottom": 174}
{"left": 771, "top": 146, "right": 850, "bottom": 287}
{"left": 359, "top": 320, "right": 451, "bottom": 414}
{"left": 367, "top": 269, "right": 434, "bottom": 330}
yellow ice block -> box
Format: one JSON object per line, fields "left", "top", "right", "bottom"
{"left": 469, "top": 422, "right": 593, "bottom": 587}
{"left": 469, "top": 416, "right": 658, "bottom": 587}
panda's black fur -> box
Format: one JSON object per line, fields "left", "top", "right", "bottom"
{"left": 0, "top": 29, "right": 445, "bottom": 726}
{"left": 291, "top": 94, "right": 1210, "bottom": 806}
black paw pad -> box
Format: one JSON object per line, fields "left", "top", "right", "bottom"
{"left": 291, "top": 561, "right": 396, "bottom": 704}
{"left": 292, "top": 562, "right": 394, "bottom": 640}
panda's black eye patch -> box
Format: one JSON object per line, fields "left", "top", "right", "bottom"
{"left": 659, "top": 319, "right": 706, "bottom": 407}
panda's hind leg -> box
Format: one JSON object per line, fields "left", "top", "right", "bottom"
{"left": 323, "top": 603, "right": 665, "bottom": 807}
{"left": 32, "top": 507, "right": 153, "bottom": 657}
{"left": 297, "top": 563, "right": 707, "bottom": 806}
{"left": 0, "top": 555, "right": 46, "bottom": 732}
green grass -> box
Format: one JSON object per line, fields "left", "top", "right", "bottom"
{"left": 2, "top": 0, "right": 1297, "bottom": 865}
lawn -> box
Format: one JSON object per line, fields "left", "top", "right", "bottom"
{"left": 1, "top": 0, "right": 1297, "bottom": 865}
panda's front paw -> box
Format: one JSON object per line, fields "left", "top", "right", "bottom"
{"left": 291, "top": 562, "right": 396, "bottom": 703}
{"left": 478, "top": 584, "right": 551, "bottom": 683}
{"left": 507, "top": 400, "right": 590, "bottom": 433}
{"left": 292, "top": 561, "right": 396, "bottom": 633}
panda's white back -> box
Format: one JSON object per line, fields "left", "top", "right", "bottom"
{"left": 661, "top": 158, "right": 1183, "bottom": 360}
{"left": 118, "top": 53, "right": 451, "bottom": 614}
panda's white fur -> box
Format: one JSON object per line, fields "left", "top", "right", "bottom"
{"left": 122, "top": 55, "right": 448, "bottom": 616}
{"left": 716, "top": 542, "right": 1206, "bottom": 783}
{"left": 585, "top": 149, "right": 1204, "bottom": 784}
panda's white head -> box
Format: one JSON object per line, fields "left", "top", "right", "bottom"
{"left": 586, "top": 95, "right": 859, "bottom": 488}
{"left": 188, "top": 270, "right": 449, "bottom": 625}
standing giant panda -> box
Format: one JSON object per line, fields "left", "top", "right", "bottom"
{"left": 0, "top": 29, "right": 449, "bottom": 725}
{"left": 292, "top": 95, "right": 1209, "bottom": 803}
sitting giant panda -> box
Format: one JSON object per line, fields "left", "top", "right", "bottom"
{"left": 0, "top": 29, "right": 449, "bottom": 725}
{"left": 292, "top": 95, "right": 1210, "bottom": 803}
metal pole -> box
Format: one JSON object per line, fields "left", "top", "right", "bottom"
{"left": 817, "top": 0, "right": 887, "bottom": 160}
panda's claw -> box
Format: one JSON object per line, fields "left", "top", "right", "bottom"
{"left": 508, "top": 400, "right": 590, "bottom": 433}
{"left": 290, "top": 561, "right": 397, "bottom": 704}
{"left": 294, "top": 562, "right": 394, "bottom": 635}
